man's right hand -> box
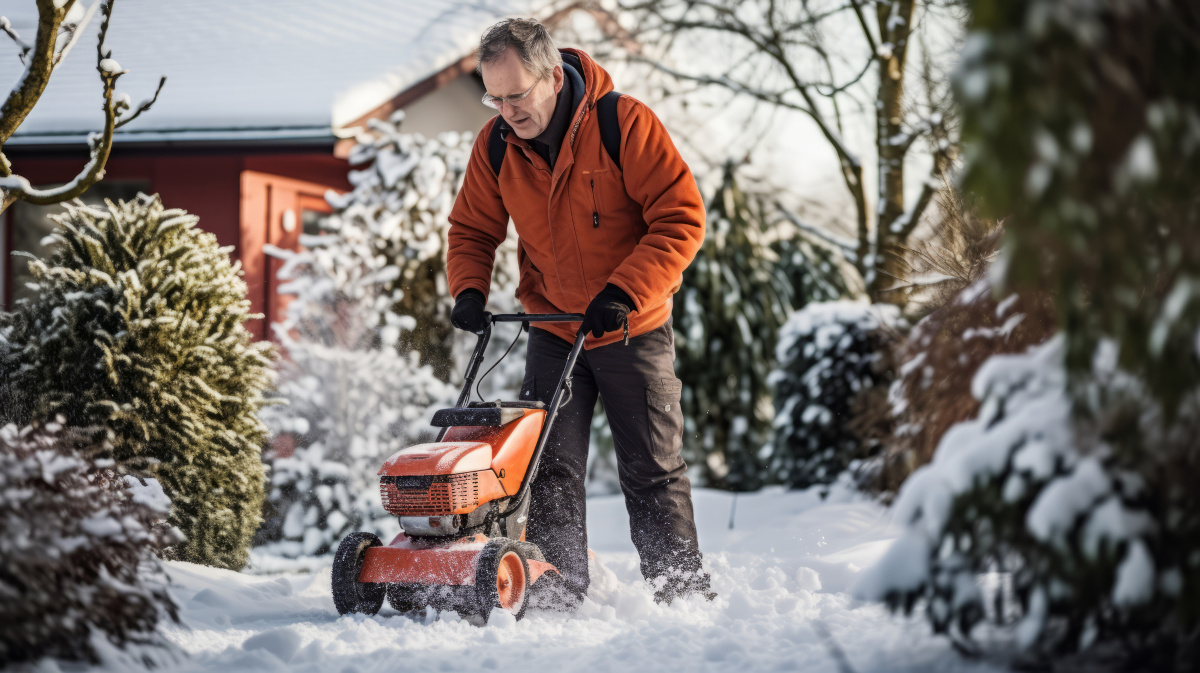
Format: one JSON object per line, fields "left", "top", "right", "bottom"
{"left": 450, "top": 289, "right": 490, "bottom": 333}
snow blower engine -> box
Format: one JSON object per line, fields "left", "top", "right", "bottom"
{"left": 332, "top": 313, "right": 589, "bottom": 621}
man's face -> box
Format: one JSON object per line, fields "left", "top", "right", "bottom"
{"left": 480, "top": 48, "right": 564, "bottom": 140}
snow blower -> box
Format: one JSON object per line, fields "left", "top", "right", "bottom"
{"left": 332, "top": 312, "right": 590, "bottom": 621}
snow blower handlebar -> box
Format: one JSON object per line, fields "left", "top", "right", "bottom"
{"left": 452, "top": 312, "right": 591, "bottom": 520}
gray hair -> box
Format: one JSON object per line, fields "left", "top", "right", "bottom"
{"left": 477, "top": 18, "right": 561, "bottom": 79}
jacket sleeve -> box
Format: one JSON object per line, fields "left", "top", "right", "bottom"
{"left": 605, "top": 97, "right": 706, "bottom": 313}
{"left": 446, "top": 117, "right": 510, "bottom": 302}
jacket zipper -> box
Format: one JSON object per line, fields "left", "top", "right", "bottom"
{"left": 589, "top": 178, "right": 600, "bottom": 228}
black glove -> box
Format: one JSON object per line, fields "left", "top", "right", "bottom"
{"left": 450, "top": 289, "right": 489, "bottom": 333}
{"left": 580, "top": 284, "right": 634, "bottom": 339}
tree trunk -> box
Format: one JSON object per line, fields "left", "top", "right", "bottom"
{"left": 869, "top": 0, "right": 916, "bottom": 304}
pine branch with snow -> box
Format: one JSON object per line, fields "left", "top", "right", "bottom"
{"left": 0, "top": 193, "right": 276, "bottom": 570}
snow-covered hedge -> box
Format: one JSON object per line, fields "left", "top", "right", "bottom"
{"left": 258, "top": 112, "right": 507, "bottom": 558}
{"left": 0, "top": 420, "right": 179, "bottom": 665}
{"left": 768, "top": 301, "right": 904, "bottom": 489}
{"left": 0, "top": 195, "right": 276, "bottom": 570}
{"left": 258, "top": 340, "right": 454, "bottom": 557}
{"left": 860, "top": 335, "right": 1200, "bottom": 661}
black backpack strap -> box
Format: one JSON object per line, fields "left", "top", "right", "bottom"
{"left": 597, "top": 90, "right": 623, "bottom": 171}
{"left": 487, "top": 117, "right": 508, "bottom": 178}
{"left": 488, "top": 95, "right": 623, "bottom": 176}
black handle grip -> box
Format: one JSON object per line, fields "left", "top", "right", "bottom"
{"left": 491, "top": 312, "right": 585, "bottom": 324}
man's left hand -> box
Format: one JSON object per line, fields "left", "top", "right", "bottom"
{"left": 581, "top": 284, "right": 635, "bottom": 338}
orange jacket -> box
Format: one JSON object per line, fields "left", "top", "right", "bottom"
{"left": 446, "top": 48, "right": 706, "bottom": 349}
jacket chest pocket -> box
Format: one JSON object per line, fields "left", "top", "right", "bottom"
{"left": 579, "top": 169, "right": 615, "bottom": 230}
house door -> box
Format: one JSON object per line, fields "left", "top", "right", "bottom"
{"left": 239, "top": 170, "right": 337, "bottom": 341}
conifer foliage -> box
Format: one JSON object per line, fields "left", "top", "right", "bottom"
{"left": 672, "top": 163, "right": 793, "bottom": 490}
{"left": 769, "top": 301, "right": 904, "bottom": 489}
{"left": 959, "top": 0, "right": 1200, "bottom": 413}
{"left": 0, "top": 194, "right": 275, "bottom": 570}
{"left": 0, "top": 419, "right": 178, "bottom": 664}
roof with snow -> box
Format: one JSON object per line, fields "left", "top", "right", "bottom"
{"left": 2, "top": 0, "right": 543, "bottom": 146}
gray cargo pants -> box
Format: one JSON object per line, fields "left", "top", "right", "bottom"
{"left": 520, "top": 318, "right": 705, "bottom": 600}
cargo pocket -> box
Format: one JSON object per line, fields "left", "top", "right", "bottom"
{"left": 520, "top": 372, "right": 538, "bottom": 403}
{"left": 644, "top": 378, "right": 685, "bottom": 467}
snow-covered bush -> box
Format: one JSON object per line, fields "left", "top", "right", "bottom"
{"left": 877, "top": 1, "right": 1200, "bottom": 662}
{"left": 878, "top": 281, "right": 1056, "bottom": 492}
{"left": 258, "top": 337, "right": 455, "bottom": 557}
{"left": 0, "top": 194, "right": 275, "bottom": 570}
{"left": 672, "top": 164, "right": 795, "bottom": 490}
{"left": 768, "top": 301, "right": 904, "bottom": 489}
{"left": 323, "top": 109, "right": 521, "bottom": 381}
{"left": 0, "top": 419, "right": 179, "bottom": 665}
{"left": 860, "top": 335, "right": 1200, "bottom": 663}
{"left": 257, "top": 112, "right": 512, "bottom": 557}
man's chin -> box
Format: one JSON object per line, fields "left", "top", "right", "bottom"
{"left": 507, "top": 118, "right": 540, "bottom": 139}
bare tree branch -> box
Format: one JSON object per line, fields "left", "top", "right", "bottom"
{"left": 848, "top": 0, "right": 880, "bottom": 55}
{"left": 0, "top": 0, "right": 75, "bottom": 148}
{"left": 618, "top": 0, "right": 959, "bottom": 301}
{"left": 775, "top": 201, "right": 858, "bottom": 263}
{"left": 0, "top": 0, "right": 164, "bottom": 213}
{"left": 115, "top": 75, "right": 166, "bottom": 129}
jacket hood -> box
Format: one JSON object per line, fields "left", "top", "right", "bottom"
{"left": 560, "top": 47, "right": 614, "bottom": 106}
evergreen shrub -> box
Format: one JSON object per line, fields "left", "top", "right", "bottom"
{"left": 860, "top": 0, "right": 1200, "bottom": 664}
{"left": 673, "top": 164, "right": 794, "bottom": 490}
{"left": 0, "top": 194, "right": 275, "bottom": 569}
{"left": 768, "top": 301, "right": 904, "bottom": 489}
{"left": 861, "top": 336, "right": 1200, "bottom": 666}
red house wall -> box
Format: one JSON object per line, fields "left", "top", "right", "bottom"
{"left": 4, "top": 149, "right": 352, "bottom": 339}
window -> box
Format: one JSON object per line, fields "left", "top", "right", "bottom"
{"left": 2, "top": 180, "right": 150, "bottom": 308}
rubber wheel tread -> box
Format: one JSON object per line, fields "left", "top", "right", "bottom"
{"left": 332, "top": 532, "right": 386, "bottom": 615}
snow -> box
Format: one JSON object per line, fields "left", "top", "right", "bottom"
{"left": 123, "top": 475, "right": 171, "bottom": 513}
{"left": 1111, "top": 540, "right": 1155, "bottom": 607}
{"left": 1025, "top": 457, "right": 1109, "bottom": 542}
{"left": 58, "top": 487, "right": 1009, "bottom": 672}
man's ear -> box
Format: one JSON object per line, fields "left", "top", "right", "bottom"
{"left": 552, "top": 64, "right": 564, "bottom": 94}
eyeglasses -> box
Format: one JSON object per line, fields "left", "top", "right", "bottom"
{"left": 481, "top": 74, "right": 545, "bottom": 110}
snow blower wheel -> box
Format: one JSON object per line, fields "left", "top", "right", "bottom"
{"left": 333, "top": 532, "right": 385, "bottom": 615}
{"left": 474, "top": 539, "right": 529, "bottom": 620}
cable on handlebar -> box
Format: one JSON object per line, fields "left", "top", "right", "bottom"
{"left": 474, "top": 321, "right": 524, "bottom": 404}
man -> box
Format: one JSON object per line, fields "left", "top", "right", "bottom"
{"left": 445, "top": 18, "right": 710, "bottom": 608}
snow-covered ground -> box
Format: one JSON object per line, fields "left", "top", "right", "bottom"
{"left": 116, "top": 488, "right": 1006, "bottom": 672}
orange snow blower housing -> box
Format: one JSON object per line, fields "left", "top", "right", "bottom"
{"left": 332, "top": 313, "right": 591, "bottom": 621}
